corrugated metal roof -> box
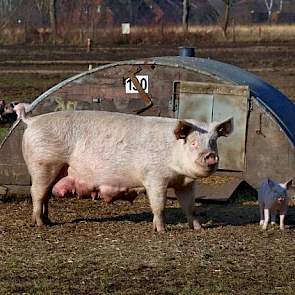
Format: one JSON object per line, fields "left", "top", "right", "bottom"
{"left": 29, "top": 56, "right": 295, "bottom": 147}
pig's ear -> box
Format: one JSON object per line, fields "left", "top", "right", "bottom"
{"left": 214, "top": 117, "right": 234, "bottom": 137}
{"left": 267, "top": 178, "right": 275, "bottom": 188}
{"left": 284, "top": 179, "right": 293, "bottom": 190}
{"left": 174, "top": 120, "right": 193, "bottom": 142}
{"left": 266, "top": 178, "right": 274, "bottom": 186}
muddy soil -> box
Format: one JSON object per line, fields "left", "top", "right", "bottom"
{"left": 1, "top": 197, "right": 295, "bottom": 295}
{"left": 0, "top": 43, "right": 295, "bottom": 294}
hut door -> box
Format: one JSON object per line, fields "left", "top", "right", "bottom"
{"left": 175, "top": 81, "right": 249, "bottom": 171}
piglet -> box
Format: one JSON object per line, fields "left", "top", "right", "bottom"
{"left": 258, "top": 178, "right": 293, "bottom": 230}
{"left": 13, "top": 102, "right": 31, "bottom": 119}
{"left": 1, "top": 102, "right": 31, "bottom": 123}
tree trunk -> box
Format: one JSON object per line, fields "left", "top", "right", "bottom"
{"left": 223, "top": 1, "right": 230, "bottom": 38}
{"left": 49, "top": 0, "right": 56, "bottom": 43}
{"left": 182, "top": 0, "right": 189, "bottom": 33}
{"left": 128, "top": 0, "right": 132, "bottom": 24}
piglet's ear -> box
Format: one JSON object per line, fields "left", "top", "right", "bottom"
{"left": 267, "top": 178, "right": 275, "bottom": 188}
{"left": 174, "top": 120, "right": 193, "bottom": 142}
{"left": 284, "top": 179, "right": 293, "bottom": 190}
{"left": 214, "top": 117, "right": 234, "bottom": 137}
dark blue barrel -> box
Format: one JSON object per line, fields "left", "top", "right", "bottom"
{"left": 179, "top": 47, "right": 195, "bottom": 57}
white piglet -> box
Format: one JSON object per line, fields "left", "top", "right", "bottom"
{"left": 258, "top": 178, "right": 293, "bottom": 230}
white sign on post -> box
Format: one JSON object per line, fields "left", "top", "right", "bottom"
{"left": 125, "top": 75, "right": 149, "bottom": 94}
{"left": 121, "top": 23, "right": 130, "bottom": 35}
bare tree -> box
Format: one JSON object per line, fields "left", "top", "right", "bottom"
{"left": 278, "top": 0, "right": 283, "bottom": 12}
{"left": 49, "top": 0, "right": 56, "bottom": 41}
{"left": 264, "top": 0, "right": 284, "bottom": 23}
{"left": 264, "top": 0, "right": 273, "bottom": 20}
{"left": 0, "top": 0, "right": 13, "bottom": 17}
{"left": 0, "top": 0, "right": 22, "bottom": 30}
{"left": 182, "top": 0, "right": 189, "bottom": 33}
{"left": 34, "top": 0, "right": 56, "bottom": 42}
{"left": 128, "top": 0, "right": 132, "bottom": 23}
{"left": 144, "top": 0, "right": 164, "bottom": 24}
{"left": 34, "top": 0, "right": 56, "bottom": 30}
{"left": 222, "top": 0, "right": 233, "bottom": 38}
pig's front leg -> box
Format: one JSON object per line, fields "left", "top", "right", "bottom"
{"left": 174, "top": 182, "right": 201, "bottom": 230}
{"left": 145, "top": 181, "right": 167, "bottom": 232}
{"left": 279, "top": 207, "right": 287, "bottom": 230}
{"left": 262, "top": 208, "right": 270, "bottom": 230}
{"left": 279, "top": 203, "right": 289, "bottom": 230}
{"left": 279, "top": 214, "right": 285, "bottom": 230}
{"left": 259, "top": 202, "right": 265, "bottom": 226}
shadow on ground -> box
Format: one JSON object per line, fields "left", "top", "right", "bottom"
{"left": 69, "top": 201, "right": 295, "bottom": 229}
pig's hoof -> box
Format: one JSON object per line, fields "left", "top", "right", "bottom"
{"left": 31, "top": 216, "right": 53, "bottom": 227}
{"left": 31, "top": 221, "right": 46, "bottom": 228}
{"left": 32, "top": 216, "right": 44, "bottom": 227}
{"left": 153, "top": 229, "right": 167, "bottom": 234}
{"left": 153, "top": 224, "right": 166, "bottom": 233}
{"left": 193, "top": 222, "right": 202, "bottom": 231}
{"left": 189, "top": 223, "right": 202, "bottom": 231}
{"left": 189, "top": 219, "right": 202, "bottom": 231}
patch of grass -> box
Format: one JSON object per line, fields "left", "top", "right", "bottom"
{"left": 3, "top": 24, "right": 295, "bottom": 46}
{"left": 0, "top": 127, "right": 9, "bottom": 143}
{"left": 0, "top": 73, "right": 67, "bottom": 102}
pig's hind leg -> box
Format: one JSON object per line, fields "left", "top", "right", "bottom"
{"left": 271, "top": 212, "right": 277, "bottom": 225}
{"left": 30, "top": 162, "right": 66, "bottom": 226}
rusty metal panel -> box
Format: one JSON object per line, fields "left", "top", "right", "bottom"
{"left": 177, "top": 81, "right": 249, "bottom": 171}
{"left": 245, "top": 99, "right": 295, "bottom": 187}
{"left": 178, "top": 93, "right": 213, "bottom": 123}
{"left": 179, "top": 81, "right": 249, "bottom": 96}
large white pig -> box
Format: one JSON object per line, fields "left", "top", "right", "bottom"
{"left": 21, "top": 110, "right": 233, "bottom": 231}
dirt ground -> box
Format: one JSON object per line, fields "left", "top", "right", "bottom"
{"left": 0, "top": 43, "right": 295, "bottom": 294}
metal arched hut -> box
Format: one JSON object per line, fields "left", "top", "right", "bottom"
{"left": 1, "top": 56, "right": 294, "bottom": 199}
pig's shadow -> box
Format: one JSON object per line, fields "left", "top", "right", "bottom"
{"left": 70, "top": 203, "right": 295, "bottom": 228}
{"left": 72, "top": 211, "right": 153, "bottom": 225}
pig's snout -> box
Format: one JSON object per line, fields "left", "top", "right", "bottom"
{"left": 204, "top": 152, "right": 218, "bottom": 165}
{"left": 194, "top": 151, "right": 219, "bottom": 176}
{"left": 277, "top": 196, "right": 285, "bottom": 204}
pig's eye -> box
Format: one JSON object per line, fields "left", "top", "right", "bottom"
{"left": 191, "top": 141, "right": 198, "bottom": 149}
{"left": 273, "top": 190, "right": 283, "bottom": 196}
